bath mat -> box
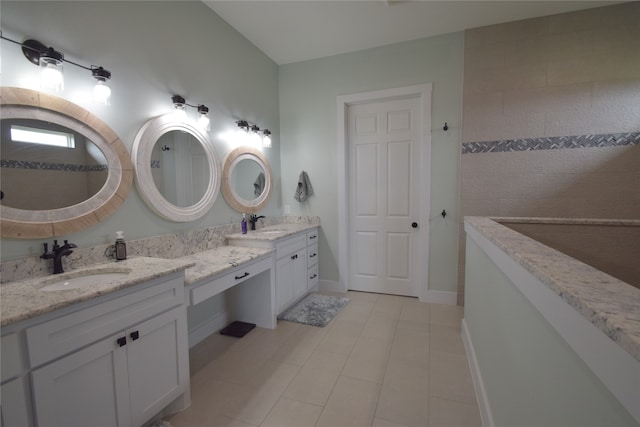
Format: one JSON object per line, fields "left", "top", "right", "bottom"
{"left": 279, "top": 293, "right": 349, "bottom": 327}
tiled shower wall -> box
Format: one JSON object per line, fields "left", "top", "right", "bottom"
{"left": 458, "top": 2, "right": 640, "bottom": 304}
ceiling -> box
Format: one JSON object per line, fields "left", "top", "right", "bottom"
{"left": 203, "top": 1, "right": 622, "bottom": 65}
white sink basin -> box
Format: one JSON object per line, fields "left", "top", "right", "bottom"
{"left": 40, "top": 272, "right": 130, "bottom": 292}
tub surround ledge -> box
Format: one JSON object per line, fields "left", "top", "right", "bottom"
{"left": 464, "top": 216, "right": 640, "bottom": 363}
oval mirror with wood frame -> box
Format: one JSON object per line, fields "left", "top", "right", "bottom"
{"left": 221, "top": 146, "right": 272, "bottom": 214}
{"left": 131, "top": 113, "right": 220, "bottom": 222}
{"left": 0, "top": 87, "right": 133, "bottom": 239}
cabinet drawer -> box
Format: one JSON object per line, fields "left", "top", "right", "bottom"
{"left": 190, "top": 256, "right": 272, "bottom": 305}
{"left": 26, "top": 275, "right": 184, "bottom": 368}
{"left": 307, "top": 263, "right": 319, "bottom": 289}
{"left": 276, "top": 235, "right": 306, "bottom": 259}
{"left": 307, "top": 229, "right": 319, "bottom": 245}
{"left": 307, "top": 243, "right": 318, "bottom": 267}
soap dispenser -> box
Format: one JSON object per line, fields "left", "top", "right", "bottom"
{"left": 241, "top": 214, "right": 248, "bottom": 234}
{"left": 115, "top": 231, "right": 127, "bottom": 261}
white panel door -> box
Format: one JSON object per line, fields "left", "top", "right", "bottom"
{"left": 348, "top": 96, "right": 423, "bottom": 296}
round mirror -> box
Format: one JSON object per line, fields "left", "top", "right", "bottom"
{"left": 221, "top": 147, "right": 272, "bottom": 213}
{"left": 132, "top": 114, "right": 220, "bottom": 222}
{"left": 0, "top": 87, "right": 133, "bottom": 239}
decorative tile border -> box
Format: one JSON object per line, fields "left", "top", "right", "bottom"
{"left": 462, "top": 132, "right": 640, "bottom": 154}
{"left": 0, "top": 159, "right": 108, "bottom": 172}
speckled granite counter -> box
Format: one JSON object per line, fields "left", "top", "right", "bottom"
{"left": 226, "top": 223, "right": 318, "bottom": 243}
{"left": 180, "top": 245, "right": 274, "bottom": 285}
{"left": 1, "top": 257, "right": 195, "bottom": 327}
{"left": 465, "top": 216, "right": 640, "bottom": 362}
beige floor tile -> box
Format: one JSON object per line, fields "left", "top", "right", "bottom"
{"left": 171, "top": 410, "right": 257, "bottom": 427}
{"left": 194, "top": 350, "right": 269, "bottom": 386}
{"left": 388, "top": 328, "right": 429, "bottom": 368}
{"left": 383, "top": 358, "right": 429, "bottom": 395}
{"left": 429, "top": 351, "right": 477, "bottom": 404}
{"left": 429, "top": 303, "right": 464, "bottom": 329}
{"left": 270, "top": 326, "right": 326, "bottom": 366}
{"left": 375, "top": 384, "right": 429, "bottom": 427}
{"left": 429, "top": 324, "right": 466, "bottom": 355}
{"left": 189, "top": 333, "right": 238, "bottom": 375}
{"left": 260, "top": 397, "right": 322, "bottom": 427}
{"left": 315, "top": 328, "right": 359, "bottom": 355}
{"left": 335, "top": 301, "right": 375, "bottom": 323}
{"left": 396, "top": 319, "right": 430, "bottom": 333}
{"left": 371, "top": 295, "right": 406, "bottom": 317}
{"left": 170, "top": 379, "right": 245, "bottom": 426}
{"left": 282, "top": 352, "right": 344, "bottom": 406}
{"left": 343, "top": 336, "right": 392, "bottom": 383}
{"left": 372, "top": 417, "right": 410, "bottom": 427}
{"left": 316, "top": 376, "right": 381, "bottom": 427}
{"left": 429, "top": 396, "right": 483, "bottom": 427}
{"left": 328, "top": 316, "right": 366, "bottom": 336}
{"left": 347, "top": 290, "right": 381, "bottom": 303}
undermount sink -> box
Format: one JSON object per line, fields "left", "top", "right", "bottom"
{"left": 40, "top": 271, "right": 130, "bottom": 292}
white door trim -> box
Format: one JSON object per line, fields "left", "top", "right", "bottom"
{"left": 337, "top": 84, "right": 432, "bottom": 301}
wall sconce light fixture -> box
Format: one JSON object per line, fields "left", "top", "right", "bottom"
{"left": 235, "top": 119, "right": 272, "bottom": 148}
{"left": 1, "top": 34, "right": 112, "bottom": 105}
{"left": 172, "top": 95, "right": 211, "bottom": 132}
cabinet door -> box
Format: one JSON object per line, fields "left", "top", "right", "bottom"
{"left": 31, "top": 334, "right": 131, "bottom": 427}
{"left": 276, "top": 255, "right": 295, "bottom": 313}
{"left": 1, "top": 376, "right": 33, "bottom": 427}
{"left": 127, "top": 307, "right": 189, "bottom": 427}
{"left": 292, "top": 247, "right": 308, "bottom": 300}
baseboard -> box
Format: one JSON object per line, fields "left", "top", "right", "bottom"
{"left": 462, "top": 318, "right": 494, "bottom": 427}
{"left": 188, "top": 311, "right": 229, "bottom": 348}
{"left": 420, "top": 289, "right": 457, "bottom": 305}
{"left": 318, "top": 279, "right": 347, "bottom": 293}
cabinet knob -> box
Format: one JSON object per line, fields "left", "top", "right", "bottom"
{"left": 130, "top": 331, "right": 140, "bottom": 341}
{"left": 411, "top": 222, "right": 418, "bottom": 228}
{"left": 291, "top": 254, "right": 298, "bottom": 260}
{"left": 117, "top": 337, "right": 127, "bottom": 347}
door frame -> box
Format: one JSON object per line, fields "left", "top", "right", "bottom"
{"left": 337, "top": 84, "right": 432, "bottom": 301}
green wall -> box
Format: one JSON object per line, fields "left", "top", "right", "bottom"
{"left": 0, "top": 1, "right": 280, "bottom": 260}
{"left": 464, "top": 236, "right": 637, "bottom": 426}
{"left": 279, "top": 33, "right": 464, "bottom": 293}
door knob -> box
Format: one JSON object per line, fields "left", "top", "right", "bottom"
{"left": 411, "top": 222, "right": 418, "bottom": 228}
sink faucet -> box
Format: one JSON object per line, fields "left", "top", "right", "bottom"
{"left": 249, "top": 214, "right": 265, "bottom": 231}
{"left": 41, "top": 239, "right": 77, "bottom": 274}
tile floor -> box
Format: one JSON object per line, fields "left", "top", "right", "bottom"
{"left": 168, "top": 291, "right": 482, "bottom": 427}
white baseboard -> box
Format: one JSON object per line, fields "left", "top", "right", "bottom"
{"left": 462, "top": 318, "right": 494, "bottom": 427}
{"left": 188, "top": 311, "right": 229, "bottom": 348}
{"left": 420, "top": 289, "right": 457, "bottom": 305}
{"left": 318, "top": 279, "right": 347, "bottom": 293}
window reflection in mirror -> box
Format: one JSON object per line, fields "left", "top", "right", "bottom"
{"left": 151, "top": 130, "right": 210, "bottom": 208}
{"left": 1, "top": 118, "right": 108, "bottom": 210}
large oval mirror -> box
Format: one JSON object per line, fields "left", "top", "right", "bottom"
{"left": 221, "top": 147, "right": 272, "bottom": 213}
{"left": 0, "top": 87, "right": 133, "bottom": 239}
{"left": 132, "top": 114, "right": 220, "bottom": 222}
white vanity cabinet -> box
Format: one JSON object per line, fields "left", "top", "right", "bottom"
{"left": 2, "top": 272, "right": 189, "bottom": 427}
{"left": 306, "top": 229, "right": 319, "bottom": 290}
{"left": 275, "top": 235, "right": 308, "bottom": 314}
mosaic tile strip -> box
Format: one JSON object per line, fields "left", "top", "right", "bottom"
{"left": 0, "top": 159, "right": 108, "bottom": 172}
{"left": 462, "top": 132, "right": 640, "bottom": 154}
{"left": 151, "top": 160, "right": 161, "bottom": 168}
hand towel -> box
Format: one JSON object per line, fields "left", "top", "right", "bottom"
{"left": 294, "top": 171, "right": 314, "bottom": 202}
{"left": 254, "top": 172, "right": 265, "bottom": 197}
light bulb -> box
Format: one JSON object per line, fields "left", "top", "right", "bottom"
{"left": 263, "top": 134, "right": 272, "bottom": 148}
{"left": 198, "top": 114, "right": 210, "bottom": 132}
{"left": 39, "top": 58, "right": 64, "bottom": 93}
{"left": 93, "top": 80, "right": 111, "bottom": 105}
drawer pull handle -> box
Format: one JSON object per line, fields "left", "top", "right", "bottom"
{"left": 130, "top": 331, "right": 140, "bottom": 341}
{"left": 309, "top": 235, "right": 317, "bottom": 240}
{"left": 310, "top": 274, "right": 317, "bottom": 279}
{"left": 310, "top": 253, "right": 317, "bottom": 258}
{"left": 235, "top": 272, "right": 250, "bottom": 280}
{"left": 291, "top": 254, "right": 298, "bottom": 260}
{"left": 117, "top": 337, "right": 127, "bottom": 347}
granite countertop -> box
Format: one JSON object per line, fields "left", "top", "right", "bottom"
{"left": 465, "top": 216, "right": 640, "bottom": 362}
{"left": 226, "top": 223, "right": 318, "bottom": 242}
{"left": 180, "top": 245, "right": 274, "bottom": 285}
{"left": 0, "top": 257, "right": 195, "bottom": 327}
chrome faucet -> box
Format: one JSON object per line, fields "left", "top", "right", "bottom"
{"left": 249, "top": 214, "right": 265, "bottom": 231}
{"left": 41, "top": 239, "right": 77, "bottom": 274}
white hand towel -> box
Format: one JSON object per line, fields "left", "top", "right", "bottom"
{"left": 294, "top": 171, "right": 314, "bottom": 202}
